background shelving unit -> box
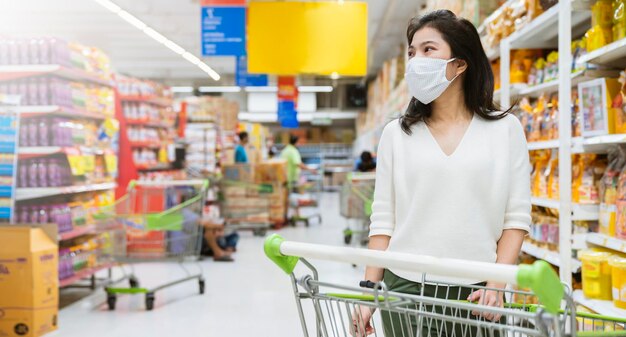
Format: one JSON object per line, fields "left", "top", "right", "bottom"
{"left": 0, "top": 60, "right": 119, "bottom": 288}
{"left": 487, "top": 0, "right": 626, "bottom": 316}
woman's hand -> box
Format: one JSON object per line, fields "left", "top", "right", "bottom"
{"left": 350, "top": 305, "right": 375, "bottom": 336}
{"left": 467, "top": 283, "right": 505, "bottom": 322}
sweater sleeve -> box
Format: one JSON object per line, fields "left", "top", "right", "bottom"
{"left": 369, "top": 123, "right": 395, "bottom": 237}
{"left": 504, "top": 116, "right": 532, "bottom": 233}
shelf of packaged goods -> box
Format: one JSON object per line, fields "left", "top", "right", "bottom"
{"left": 573, "top": 290, "right": 626, "bottom": 318}
{"left": 521, "top": 241, "right": 582, "bottom": 272}
{"left": 506, "top": 4, "right": 591, "bottom": 49}
{"left": 0, "top": 65, "right": 114, "bottom": 87}
{"left": 15, "top": 182, "right": 117, "bottom": 201}
{"left": 587, "top": 233, "right": 626, "bottom": 254}
{"left": 572, "top": 134, "right": 626, "bottom": 153}
{"left": 125, "top": 119, "right": 170, "bottom": 128}
{"left": 189, "top": 116, "right": 216, "bottom": 123}
{"left": 578, "top": 38, "right": 626, "bottom": 68}
{"left": 18, "top": 146, "right": 106, "bottom": 156}
{"left": 15, "top": 105, "right": 108, "bottom": 120}
{"left": 528, "top": 140, "right": 560, "bottom": 151}
{"left": 530, "top": 197, "right": 599, "bottom": 221}
{"left": 58, "top": 225, "right": 96, "bottom": 241}
{"left": 119, "top": 95, "right": 172, "bottom": 107}
{"left": 519, "top": 70, "right": 620, "bottom": 98}
{"left": 494, "top": 83, "right": 526, "bottom": 102}
{"left": 135, "top": 163, "right": 172, "bottom": 171}
{"left": 59, "top": 262, "right": 115, "bottom": 288}
{"left": 129, "top": 141, "right": 163, "bottom": 149}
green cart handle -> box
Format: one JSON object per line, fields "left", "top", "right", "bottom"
{"left": 264, "top": 234, "right": 564, "bottom": 314}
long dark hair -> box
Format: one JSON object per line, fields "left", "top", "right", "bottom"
{"left": 400, "top": 10, "right": 509, "bottom": 134}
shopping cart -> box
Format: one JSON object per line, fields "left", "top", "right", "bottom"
{"left": 264, "top": 234, "right": 626, "bottom": 337}
{"left": 96, "top": 179, "right": 208, "bottom": 311}
{"left": 340, "top": 172, "right": 375, "bottom": 246}
{"left": 289, "top": 169, "right": 323, "bottom": 227}
{"left": 220, "top": 179, "right": 274, "bottom": 236}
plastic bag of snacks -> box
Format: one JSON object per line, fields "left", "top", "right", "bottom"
{"left": 600, "top": 146, "right": 626, "bottom": 236}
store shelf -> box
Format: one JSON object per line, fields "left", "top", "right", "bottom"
{"left": 486, "top": 48, "right": 500, "bottom": 61}
{"left": 531, "top": 197, "right": 599, "bottom": 221}
{"left": 59, "top": 263, "right": 115, "bottom": 288}
{"left": 577, "top": 37, "right": 626, "bottom": 68}
{"left": 18, "top": 146, "right": 106, "bottom": 156}
{"left": 59, "top": 225, "right": 96, "bottom": 241}
{"left": 507, "top": 4, "right": 591, "bottom": 49}
{"left": 528, "top": 140, "right": 560, "bottom": 151}
{"left": 126, "top": 119, "right": 170, "bottom": 128}
{"left": 494, "top": 83, "right": 526, "bottom": 101}
{"left": 136, "top": 163, "right": 171, "bottom": 171}
{"left": 573, "top": 290, "right": 626, "bottom": 318}
{"left": 572, "top": 134, "right": 626, "bottom": 153}
{"left": 119, "top": 95, "right": 172, "bottom": 107}
{"left": 0, "top": 65, "right": 114, "bottom": 87}
{"left": 16, "top": 182, "right": 117, "bottom": 201}
{"left": 587, "top": 233, "right": 626, "bottom": 254}
{"left": 129, "top": 141, "right": 163, "bottom": 149}
{"left": 15, "top": 105, "right": 108, "bottom": 120}
{"left": 521, "top": 241, "right": 582, "bottom": 272}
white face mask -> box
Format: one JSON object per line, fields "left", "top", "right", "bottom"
{"left": 405, "top": 57, "right": 459, "bottom": 104}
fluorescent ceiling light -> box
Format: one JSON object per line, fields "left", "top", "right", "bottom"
{"left": 92, "top": 0, "right": 220, "bottom": 81}
{"left": 171, "top": 86, "right": 194, "bottom": 93}
{"left": 299, "top": 86, "right": 333, "bottom": 93}
{"left": 245, "top": 86, "right": 278, "bottom": 93}
{"left": 198, "top": 86, "right": 241, "bottom": 93}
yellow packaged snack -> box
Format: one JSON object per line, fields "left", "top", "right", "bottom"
{"left": 593, "top": 0, "right": 615, "bottom": 28}
{"left": 614, "top": 0, "right": 626, "bottom": 41}
{"left": 548, "top": 154, "right": 559, "bottom": 200}
{"left": 609, "top": 255, "right": 626, "bottom": 309}
{"left": 579, "top": 250, "right": 614, "bottom": 300}
{"left": 532, "top": 150, "right": 551, "bottom": 198}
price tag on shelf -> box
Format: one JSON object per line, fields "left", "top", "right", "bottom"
{"left": 83, "top": 155, "right": 95, "bottom": 173}
{"left": 104, "top": 154, "right": 118, "bottom": 176}
{"left": 66, "top": 148, "right": 85, "bottom": 176}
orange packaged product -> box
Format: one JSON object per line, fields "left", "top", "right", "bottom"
{"left": 532, "top": 150, "right": 551, "bottom": 198}
{"left": 548, "top": 153, "right": 559, "bottom": 200}
{"left": 530, "top": 95, "right": 547, "bottom": 142}
{"left": 615, "top": 71, "right": 626, "bottom": 134}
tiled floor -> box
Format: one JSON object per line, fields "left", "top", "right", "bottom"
{"left": 53, "top": 192, "right": 366, "bottom": 337}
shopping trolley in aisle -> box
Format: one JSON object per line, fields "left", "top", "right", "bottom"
{"left": 340, "top": 172, "right": 375, "bottom": 246}
{"left": 288, "top": 169, "right": 323, "bottom": 227}
{"left": 96, "top": 179, "right": 208, "bottom": 311}
{"left": 220, "top": 179, "right": 274, "bottom": 236}
{"left": 264, "top": 234, "right": 626, "bottom": 337}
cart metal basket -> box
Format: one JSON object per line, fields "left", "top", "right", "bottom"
{"left": 96, "top": 179, "right": 208, "bottom": 311}
{"left": 220, "top": 179, "right": 274, "bottom": 236}
{"left": 340, "top": 172, "right": 375, "bottom": 246}
{"left": 264, "top": 235, "right": 626, "bottom": 337}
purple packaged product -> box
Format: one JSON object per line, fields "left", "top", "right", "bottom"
{"left": 29, "top": 206, "right": 39, "bottom": 223}
{"left": 37, "top": 159, "right": 48, "bottom": 187}
{"left": 7, "top": 40, "right": 18, "bottom": 65}
{"left": 18, "top": 81, "right": 28, "bottom": 105}
{"left": 39, "top": 206, "right": 49, "bottom": 224}
{"left": 28, "top": 159, "right": 38, "bottom": 187}
{"left": 29, "top": 39, "right": 40, "bottom": 64}
{"left": 19, "top": 119, "right": 29, "bottom": 146}
{"left": 17, "top": 39, "right": 29, "bottom": 65}
{"left": 18, "top": 162, "right": 28, "bottom": 187}
{"left": 38, "top": 118, "right": 49, "bottom": 146}
{"left": 18, "top": 206, "right": 29, "bottom": 224}
{"left": 39, "top": 38, "right": 50, "bottom": 65}
{"left": 0, "top": 40, "right": 8, "bottom": 65}
{"left": 28, "top": 79, "right": 39, "bottom": 106}
{"left": 28, "top": 118, "right": 38, "bottom": 147}
{"left": 38, "top": 77, "right": 49, "bottom": 106}
{"left": 48, "top": 158, "right": 61, "bottom": 187}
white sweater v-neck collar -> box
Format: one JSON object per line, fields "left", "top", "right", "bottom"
{"left": 422, "top": 114, "right": 476, "bottom": 158}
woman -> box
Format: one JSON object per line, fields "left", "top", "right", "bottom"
{"left": 355, "top": 10, "right": 531, "bottom": 336}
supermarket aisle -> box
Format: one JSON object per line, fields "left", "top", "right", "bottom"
{"left": 54, "top": 192, "right": 364, "bottom": 337}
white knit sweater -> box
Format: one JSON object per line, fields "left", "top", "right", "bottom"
{"left": 369, "top": 113, "right": 531, "bottom": 284}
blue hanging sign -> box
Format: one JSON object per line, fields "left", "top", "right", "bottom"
{"left": 278, "top": 101, "right": 299, "bottom": 128}
{"left": 201, "top": 6, "right": 246, "bottom": 56}
{"left": 236, "top": 55, "right": 268, "bottom": 87}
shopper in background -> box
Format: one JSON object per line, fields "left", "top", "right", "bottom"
{"left": 235, "top": 131, "right": 249, "bottom": 163}
{"left": 354, "top": 10, "right": 531, "bottom": 337}
{"left": 280, "top": 134, "right": 315, "bottom": 190}
{"left": 355, "top": 151, "right": 376, "bottom": 172}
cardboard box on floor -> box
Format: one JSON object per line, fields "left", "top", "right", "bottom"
{"left": 0, "top": 224, "right": 58, "bottom": 337}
